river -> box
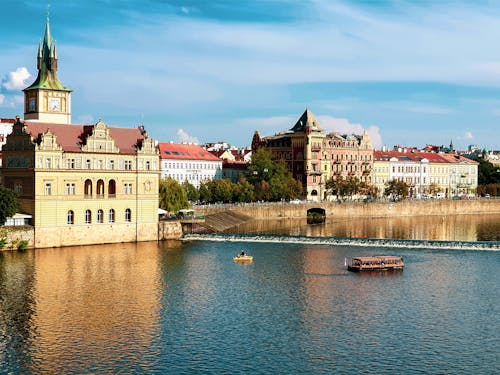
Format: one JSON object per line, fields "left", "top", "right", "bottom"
{"left": 1, "top": 222, "right": 500, "bottom": 373}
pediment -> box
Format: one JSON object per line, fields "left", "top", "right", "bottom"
{"left": 81, "top": 119, "right": 120, "bottom": 153}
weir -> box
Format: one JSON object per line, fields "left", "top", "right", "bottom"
{"left": 182, "top": 233, "right": 500, "bottom": 251}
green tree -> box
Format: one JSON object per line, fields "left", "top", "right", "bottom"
{"left": 478, "top": 159, "right": 500, "bottom": 184}
{"left": 0, "top": 185, "right": 19, "bottom": 226}
{"left": 248, "top": 148, "right": 303, "bottom": 201}
{"left": 199, "top": 181, "right": 212, "bottom": 203}
{"left": 233, "top": 177, "right": 255, "bottom": 202}
{"left": 182, "top": 181, "right": 200, "bottom": 203}
{"left": 428, "top": 182, "right": 441, "bottom": 196}
{"left": 384, "top": 179, "right": 410, "bottom": 199}
{"left": 159, "top": 177, "right": 189, "bottom": 213}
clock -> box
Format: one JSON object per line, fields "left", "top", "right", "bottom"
{"left": 48, "top": 97, "right": 61, "bottom": 112}
{"left": 29, "top": 98, "right": 36, "bottom": 112}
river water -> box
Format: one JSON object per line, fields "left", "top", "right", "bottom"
{"left": 1, "top": 216, "right": 500, "bottom": 374}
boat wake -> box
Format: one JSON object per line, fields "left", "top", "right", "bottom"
{"left": 183, "top": 233, "right": 500, "bottom": 251}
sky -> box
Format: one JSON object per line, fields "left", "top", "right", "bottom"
{"left": 1, "top": 0, "right": 500, "bottom": 150}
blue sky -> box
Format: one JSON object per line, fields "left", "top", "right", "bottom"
{"left": 1, "top": 0, "right": 500, "bottom": 150}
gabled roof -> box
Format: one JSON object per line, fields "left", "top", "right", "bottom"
{"left": 22, "top": 121, "right": 144, "bottom": 154}
{"left": 158, "top": 142, "right": 221, "bottom": 161}
{"left": 290, "top": 108, "right": 323, "bottom": 133}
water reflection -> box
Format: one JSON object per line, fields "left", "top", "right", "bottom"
{"left": 228, "top": 214, "right": 500, "bottom": 241}
{"left": 1, "top": 242, "right": 167, "bottom": 373}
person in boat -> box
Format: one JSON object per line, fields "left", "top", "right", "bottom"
{"left": 240, "top": 251, "right": 246, "bottom": 257}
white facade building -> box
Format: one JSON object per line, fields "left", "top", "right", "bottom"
{"left": 159, "top": 142, "right": 222, "bottom": 188}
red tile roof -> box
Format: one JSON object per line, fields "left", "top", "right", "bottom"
{"left": 374, "top": 150, "right": 477, "bottom": 164}
{"left": 158, "top": 142, "right": 221, "bottom": 161}
{"left": 23, "top": 121, "right": 145, "bottom": 154}
{"left": 1, "top": 118, "right": 15, "bottom": 123}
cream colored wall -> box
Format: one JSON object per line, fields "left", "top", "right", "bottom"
{"left": 373, "top": 160, "right": 390, "bottom": 196}
{"left": 30, "top": 146, "right": 159, "bottom": 247}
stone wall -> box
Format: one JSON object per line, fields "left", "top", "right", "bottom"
{"left": 197, "top": 199, "right": 500, "bottom": 220}
{"left": 0, "top": 227, "right": 35, "bottom": 250}
{"left": 158, "top": 221, "right": 183, "bottom": 240}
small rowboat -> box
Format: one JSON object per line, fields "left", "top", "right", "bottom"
{"left": 233, "top": 254, "right": 253, "bottom": 262}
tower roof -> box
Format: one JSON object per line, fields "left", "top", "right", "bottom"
{"left": 24, "top": 16, "right": 70, "bottom": 92}
{"left": 290, "top": 108, "right": 322, "bottom": 133}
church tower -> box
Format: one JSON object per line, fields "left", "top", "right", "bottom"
{"left": 23, "top": 16, "right": 72, "bottom": 124}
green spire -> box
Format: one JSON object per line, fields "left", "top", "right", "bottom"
{"left": 24, "top": 16, "right": 70, "bottom": 92}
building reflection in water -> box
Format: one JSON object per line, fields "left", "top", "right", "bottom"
{"left": 4, "top": 242, "right": 164, "bottom": 373}
{"left": 229, "top": 214, "right": 500, "bottom": 242}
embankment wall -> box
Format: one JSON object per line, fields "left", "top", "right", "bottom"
{"left": 197, "top": 199, "right": 500, "bottom": 220}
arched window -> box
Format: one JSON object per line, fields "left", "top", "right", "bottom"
{"left": 96, "top": 179, "right": 105, "bottom": 197}
{"left": 108, "top": 179, "right": 116, "bottom": 197}
{"left": 85, "top": 209, "right": 92, "bottom": 224}
{"left": 125, "top": 208, "right": 131, "bottom": 222}
{"left": 84, "top": 179, "right": 92, "bottom": 197}
{"left": 311, "top": 190, "right": 318, "bottom": 196}
{"left": 67, "top": 210, "right": 74, "bottom": 224}
{"left": 109, "top": 209, "right": 115, "bottom": 223}
{"left": 97, "top": 209, "right": 103, "bottom": 223}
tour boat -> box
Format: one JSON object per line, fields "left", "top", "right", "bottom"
{"left": 346, "top": 256, "right": 404, "bottom": 272}
{"left": 233, "top": 253, "right": 253, "bottom": 262}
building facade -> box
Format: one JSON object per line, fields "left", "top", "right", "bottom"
{"left": 1, "top": 18, "right": 159, "bottom": 248}
{"left": 252, "top": 109, "right": 374, "bottom": 201}
{"left": 373, "top": 148, "right": 478, "bottom": 198}
{"left": 158, "top": 142, "right": 222, "bottom": 188}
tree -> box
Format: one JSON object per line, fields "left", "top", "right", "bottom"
{"left": 478, "top": 159, "right": 500, "bottom": 185}
{"left": 182, "top": 181, "right": 200, "bottom": 203}
{"left": 248, "top": 148, "right": 303, "bottom": 201}
{"left": 384, "top": 179, "right": 410, "bottom": 199}
{"left": 233, "top": 177, "right": 255, "bottom": 202}
{"left": 0, "top": 185, "right": 19, "bottom": 226}
{"left": 159, "top": 177, "right": 189, "bottom": 213}
{"left": 428, "top": 182, "right": 441, "bottom": 196}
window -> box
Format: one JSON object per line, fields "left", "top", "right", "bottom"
{"left": 67, "top": 159, "right": 75, "bottom": 169}
{"left": 125, "top": 160, "right": 132, "bottom": 170}
{"left": 85, "top": 209, "right": 92, "bottom": 224}
{"left": 98, "top": 160, "right": 103, "bottom": 169}
{"left": 45, "top": 183, "right": 52, "bottom": 195}
{"left": 123, "top": 183, "right": 132, "bottom": 194}
{"left": 109, "top": 209, "right": 115, "bottom": 223}
{"left": 97, "top": 209, "right": 103, "bottom": 223}
{"left": 97, "top": 179, "right": 105, "bottom": 196}
{"left": 110, "top": 160, "right": 114, "bottom": 170}
{"left": 146, "top": 161, "right": 150, "bottom": 170}
{"left": 86, "top": 159, "right": 91, "bottom": 169}
{"left": 65, "top": 183, "right": 76, "bottom": 195}
{"left": 45, "top": 158, "right": 51, "bottom": 168}
{"left": 108, "top": 180, "right": 116, "bottom": 197}
{"left": 67, "top": 210, "right": 74, "bottom": 224}
{"left": 14, "top": 183, "right": 23, "bottom": 195}
{"left": 84, "top": 179, "right": 92, "bottom": 197}
{"left": 125, "top": 208, "right": 131, "bottom": 222}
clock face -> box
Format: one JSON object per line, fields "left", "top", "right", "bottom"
{"left": 48, "top": 97, "right": 61, "bottom": 112}
{"left": 29, "top": 98, "right": 36, "bottom": 112}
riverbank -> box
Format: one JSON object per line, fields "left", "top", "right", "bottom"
{"left": 196, "top": 198, "right": 500, "bottom": 220}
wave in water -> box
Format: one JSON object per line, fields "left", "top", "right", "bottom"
{"left": 183, "top": 233, "right": 500, "bottom": 251}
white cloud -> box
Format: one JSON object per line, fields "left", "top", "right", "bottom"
{"left": 177, "top": 128, "right": 199, "bottom": 144}
{"left": 180, "top": 7, "right": 189, "bottom": 14}
{"left": 465, "top": 131, "right": 473, "bottom": 140}
{"left": 317, "top": 115, "right": 383, "bottom": 149}
{"left": 2, "top": 67, "right": 31, "bottom": 91}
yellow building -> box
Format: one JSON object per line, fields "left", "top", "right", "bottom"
{"left": 1, "top": 18, "right": 159, "bottom": 248}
